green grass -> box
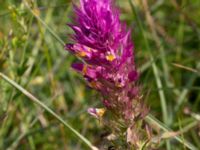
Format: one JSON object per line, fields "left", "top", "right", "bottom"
{"left": 0, "top": 0, "right": 200, "bottom": 149}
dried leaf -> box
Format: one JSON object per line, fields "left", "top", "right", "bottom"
{"left": 127, "top": 127, "right": 139, "bottom": 146}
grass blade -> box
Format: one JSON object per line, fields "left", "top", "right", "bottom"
{"left": 128, "top": 0, "right": 168, "bottom": 124}
{"left": 23, "top": 0, "right": 65, "bottom": 46}
{"left": 128, "top": 0, "right": 198, "bottom": 149}
{"left": 146, "top": 114, "right": 198, "bottom": 150}
{"left": 0, "top": 72, "right": 98, "bottom": 150}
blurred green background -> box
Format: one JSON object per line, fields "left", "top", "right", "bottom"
{"left": 0, "top": 0, "right": 200, "bottom": 149}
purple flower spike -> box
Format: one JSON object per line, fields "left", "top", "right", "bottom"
{"left": 65, "top": 0, "right": 145, "bottom": 121}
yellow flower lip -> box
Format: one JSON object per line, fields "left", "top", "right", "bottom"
{"left": 106, "top": 53, "right": 116, "bottom": 61}
{"left": 96, "top": 108, "right": 106, "bottom": 117}
{"left": 76, "top": 51, "right": 87, "bottom": 57}
{"left": 87, "top": 108, "right": 106, "bottom": 119}
{"left": 89, "top": 81, "right": 98, "bottom": 88}
{"left": 82, "top": 65, "right": 88, "bottom": 75}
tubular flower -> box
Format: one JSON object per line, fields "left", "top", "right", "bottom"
{"left": 65, "top": 0, "right": 145, "bottom": 121}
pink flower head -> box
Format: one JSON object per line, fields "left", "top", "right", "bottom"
{"left": 65, "top": 0, "right": 141, "bottom": 120}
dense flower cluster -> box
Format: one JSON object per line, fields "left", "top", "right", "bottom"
{"left": 65, "top": 0, "right": 144, "bottom": 121}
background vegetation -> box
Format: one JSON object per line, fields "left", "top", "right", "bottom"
{"left": 0, "top": 0, "right": 200, "bottom": 149}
